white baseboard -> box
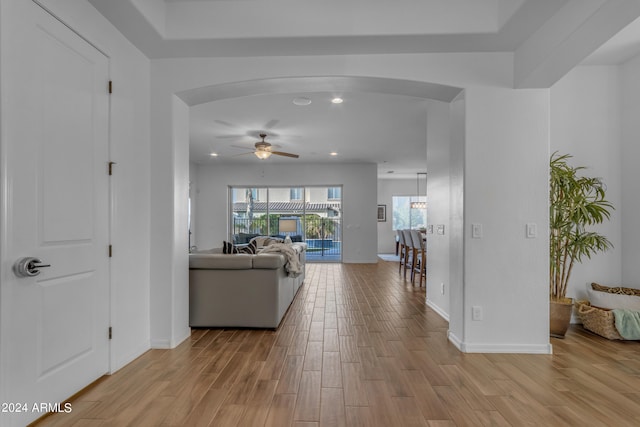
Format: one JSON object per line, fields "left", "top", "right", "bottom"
{"left": 448, "top": 331, "right": 464, "bottom": 352}
{"left": 150, "top": 338, "right": 172, "bottom": 349}
{"left": 447, "top": 331, "right": 553, "bottom": 354}
{"left": 426, "top": 299, "right": 449, "bottom": 322}
{"left": 111, "top": 340, "right": 150, "bottom": 373}
{"left": 172, "top": 328, "right": 191, "bottom": 348}
{"left": 151, "top": 329, "right": 191, "bottom": 349}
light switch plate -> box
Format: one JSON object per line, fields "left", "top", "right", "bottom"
{"left": 437, "top": 225, "right": 445, "bottom": 235}
{"left": 526, "top": 223, "right": 537, "bottom": 238}
{"left": 472, "top": 223, "right": 483, "bottom": 239}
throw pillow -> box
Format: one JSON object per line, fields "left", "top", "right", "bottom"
{"left": 588, "top": 289, "right": 640, "bottom": 311}
{"left": 250, "top": 236, "right": 270, "bottom": 248}
{"left": 591, "top": 283, "right": 640, "bottom": 297}
{"left": 223, "top": 240, "right": 256, "bottom": 254}
{"left": 238, "top": 241, "right": 257, "bottom": 254}
{"left": 223, "top": 241, "right": 237, "bottom": 254}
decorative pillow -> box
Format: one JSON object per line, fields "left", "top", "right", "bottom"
{"left": 240, "top": 241, "right": 257, "bottom": 254}
{"left": 223, "top": 240, "right": 256, "bottom": 254}
{"left": 591, "top": 283, "right": 640, "bottom": 297}
{"left": 223, "top": 241, "right": 236, "bottom": 254}
{"left": 250, "top": 236, "right": 284, "bottom": 248}
{"left": 249, "top": 236, "right": 270, "bottom": 248}
{"left": 588, "top": 288, "right": 640, "bottom": 311}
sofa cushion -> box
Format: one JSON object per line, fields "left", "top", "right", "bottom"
{"left": 189, "top": 253, "right": 253, "bottom": 269}
{"left": 192, "top": 247, "right": 223, "bottom": 254}
{"left": 253, "top": 253, "right": 286, "bottom": 269}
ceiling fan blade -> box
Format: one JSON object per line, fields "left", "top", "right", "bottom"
{"left": 263, "top": 119, "right": 280, "bottom": 129}
{"left": 230, "top": 151, "right": 254, "bottom": 157}
{"left": 213, "top": 119, "right": 236, "bottom": 128}
{"left": 216, "top": 134, "right": 243, "bottom": 139}
{"left": 271, "top": 151, "right": 299, "bottom": 158}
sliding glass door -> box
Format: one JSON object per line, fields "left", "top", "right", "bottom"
{"left": 229, "top": 185, "right": 342, "bottom": 261}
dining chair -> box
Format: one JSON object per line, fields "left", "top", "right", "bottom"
{"left": 410, "top": 229, "right": 426, "bottom": 287}
{"left": 397, "top": 229, "right": 407, "bottom": 275}
{"left": 402, "top": 229, "right": 415, "bottom": 280}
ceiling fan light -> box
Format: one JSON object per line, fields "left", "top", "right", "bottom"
{"left": 255, "top": 150, "right": 272, "bottom": 160}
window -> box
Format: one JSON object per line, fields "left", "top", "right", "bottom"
{"left": 290, "top": 187, "right": 303, "bottom": 200}
{"left": 327, "top": 187, "right": 341, "bottom": 200}
{"left": 228, "top": 186, "right": 343, "bottom": 260}
{"left": 392, "top": 196, "right": 426, "bottom": 230}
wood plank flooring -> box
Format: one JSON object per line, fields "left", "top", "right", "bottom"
{"left": 33, "top": 261, "right": 640, "bottom": 426}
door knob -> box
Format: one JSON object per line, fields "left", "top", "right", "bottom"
{"left": 13, "top": 257, "right": 51, "bottom": 278}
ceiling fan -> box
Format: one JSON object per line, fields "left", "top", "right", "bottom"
{"left": 236, "top": 133, "right": 299, "bottom": 160}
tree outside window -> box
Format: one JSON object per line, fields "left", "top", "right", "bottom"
{"left": 392, "top": 196, "right": 426, "bottom": 230}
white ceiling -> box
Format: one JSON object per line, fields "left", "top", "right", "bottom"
{"left": 87, "top": 0, "right": 640, "bottom": 178}
{"left": 88, "top": 0, "right": 566, "bottom": 57}
{"left": 190, "top": 91, "right": 430, "bottom": 178}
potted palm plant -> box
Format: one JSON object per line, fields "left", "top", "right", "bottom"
{"left": 549, "top": 152, "right": 614, "bottom": 338}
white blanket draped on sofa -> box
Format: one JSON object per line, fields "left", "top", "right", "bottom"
{"left": 259, "top": 243, "right": 303, "bottom": 277}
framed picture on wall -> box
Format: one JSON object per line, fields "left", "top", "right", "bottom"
{"left": 377, "top": 204, "right": 386, "bottom": 222}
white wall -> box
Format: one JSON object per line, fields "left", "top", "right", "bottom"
{"left": 426, "top": 100, "right": 451, "bottom": 320}
{"left": 171, "top": 97, "right": 191, "bottom": 346}
{"left": 148, "top": 95, "right": 191, "bottom": 348}
{"left": 377, "top": 178, "right": 416, "bottom": 254}
{"left": 151, "top": 52, "right": 551, "bottom": 353}
{"left": 189, "top": 162, "right": 199, "bottom": 250}
{"left": 550, "top": 66, "right": 623, "bottom": 302}
{"left": 620, "top": 57, "right": 640, "bottom": 287}
{"left": 194, "top": 162, "right": 378, "bottom": 263}
{"left": 460, "top": 87, "right": 550, "bottom": 353}
{"left": 29, "top": 0, "right": 152, "bottom": 370}
{"left": 448, "top": 93, "right": 465, "bottom": 345}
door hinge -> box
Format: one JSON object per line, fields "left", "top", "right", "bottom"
{"left": 108, "top": 80, "right": 113, "bottom": 94}
{"left": 108, "top": 161, "right": 116, "bottom": 176}
{"left": 109, "top": 245, "right": 113, "bottom": 258}
{"left": 108, "top": 327, "right": 112, "bottom": 340}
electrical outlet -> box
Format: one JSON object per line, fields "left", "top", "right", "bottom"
{"left": 440, "top": 283, "right": 445, "bottom": 295}
{"left": 472, "top": 306, "right": 483, "bottom": 321}
{"left": 472, "top": 223, "right": 483, "bottom": 238}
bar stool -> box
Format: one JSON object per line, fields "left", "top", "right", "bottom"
{"left": 397, "top": 229, "right": 407, "bottom": 275}
{"left": 402, "top": 229, "right": 415, "bottom": 280}
{"left": 410, "top": 229, "right": 426, "bottom": 287}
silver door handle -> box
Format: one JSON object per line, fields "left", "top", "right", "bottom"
{"left": 13, "top": 257, "right": 51, "bottom": 277}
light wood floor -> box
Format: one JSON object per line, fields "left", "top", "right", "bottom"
{"left": 34, "top": 261, "right": 640, "bottom": 426}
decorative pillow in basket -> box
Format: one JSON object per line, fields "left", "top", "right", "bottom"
{"left": 576, "top": 283, "right": 640, "bottom": 340}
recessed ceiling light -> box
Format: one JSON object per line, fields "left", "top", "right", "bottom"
{"left": 331, "top": 97, "right": 343, "bottom": 104}
{"left": 330, "top": 152, "right": 338, "bottom": 156}
{"left": 293, "top": 97, "right": 312, "bottom": 106}
{"left": 210, "top": 152, "right": 218, "bottom": 157}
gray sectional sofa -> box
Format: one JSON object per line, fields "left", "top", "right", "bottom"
{"left": 188, "top": 243, "right": 306, "bottom": 328}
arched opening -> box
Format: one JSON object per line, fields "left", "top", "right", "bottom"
{"left": 177, "top": 75, "right": 464, "bottom": 326}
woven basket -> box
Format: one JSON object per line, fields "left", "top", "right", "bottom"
{"left": 575, "top": 300, "right": 623, "bottom": 340}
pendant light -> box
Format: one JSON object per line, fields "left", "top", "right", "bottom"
{"left": 410, "top": 172, "right": 427, "bottom": 209}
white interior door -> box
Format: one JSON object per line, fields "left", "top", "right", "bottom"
{"left": 1, "top": 3, "right": 110, "bottom": 426}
